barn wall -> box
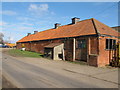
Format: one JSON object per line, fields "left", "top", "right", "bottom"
{"left": 64, "top": 38, "right": 73, "bottom": 61}
{"left": 16, "top": 43, "right": 21, "bottom": 49}
{"left": 17, "top": 35, "right": 118, "bottom": 67}
{"left": 88, "top": 37, "right": 99, "bottom": 66}
{"left": 98, "top": 36, "right": 118, "bottom": 67}
{"left": 16, "top": 36, "right": 98, "bottom": 63}
{"left": 17, "top": 38, "right": 73, "bottom": 61}
{"left": 75, "top": 37, "right": 88, "bottom": 61}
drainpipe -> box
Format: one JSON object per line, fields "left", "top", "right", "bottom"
{"left": 73, "top": 38, "right": 76, "bottom": 61}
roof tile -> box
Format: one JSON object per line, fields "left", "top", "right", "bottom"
{"left": 17, "top": 18, "right": 118, "bottom": 43}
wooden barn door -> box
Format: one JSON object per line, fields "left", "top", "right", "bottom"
{"left": 76, "top": 39, "right": 87, "bottom": 61}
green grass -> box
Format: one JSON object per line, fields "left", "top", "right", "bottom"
{"left": 8, "top": 49, "right": 43, "bottom": 58}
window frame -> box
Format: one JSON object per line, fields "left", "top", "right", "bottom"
{"left": 76, "top": 39, "right": 86, "bottom": 49}
{"left": 105, "top": 38, "right": 116, "bottom": 50}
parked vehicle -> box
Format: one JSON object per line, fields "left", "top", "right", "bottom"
{"left": 1, "top": 45, "right": 9, "bottom": 48}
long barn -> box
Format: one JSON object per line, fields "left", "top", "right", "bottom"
{"left": 17, "top": 17, "right": 119, "bottom": 67}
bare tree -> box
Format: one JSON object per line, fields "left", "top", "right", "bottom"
{"left": 0, "top": 32, "right": 4, "bottom": 44}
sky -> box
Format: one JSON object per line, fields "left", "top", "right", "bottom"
{"left": 0, "top": 2, "right": 119, "bottom": 43}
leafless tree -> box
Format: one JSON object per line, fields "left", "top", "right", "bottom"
{"left": 0, "top": 32, "right": 4, "bottom": 44}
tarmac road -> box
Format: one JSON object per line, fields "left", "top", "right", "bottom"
{"left": 2, "top": 49, "right": 119, "bottom": 88}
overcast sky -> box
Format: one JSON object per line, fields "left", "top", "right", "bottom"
{"left": 0, "top": 2, "right": 119, "bottom": 43}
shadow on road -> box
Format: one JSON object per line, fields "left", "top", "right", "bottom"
{"left": 2, "top": 76, "right": 18, "bottom": 89}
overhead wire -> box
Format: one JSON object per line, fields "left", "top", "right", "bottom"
{"left": 90, "top": 3, "right": 118, "bottom": 17}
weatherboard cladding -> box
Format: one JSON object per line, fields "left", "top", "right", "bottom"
{"left": 17, "top": 18, "right": 118, "bottom": 43}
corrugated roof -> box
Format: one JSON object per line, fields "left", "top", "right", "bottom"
{"left": 17, "top": 18, "right": 118, "bottom": 43}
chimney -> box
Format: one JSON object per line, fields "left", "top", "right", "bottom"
{"left": 27, "top": 33, "right": 31, "bottom": 36}
{"left": 72, "top": 17, "right": 80, "bottom": 24}
{"left": 34, "top": 31, "right": 38, "bottom": 34}
{"left": 54, "top": 23, "right": 61, "bottom": 29}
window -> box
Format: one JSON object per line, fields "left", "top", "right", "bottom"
{"left": 113, "top": 40, "right": 116, "bottom": 49}
{"left": 77, "top": 39, "right": 86, "bottom": 48}
{"left": 106, "top": 39, "right": 116, "bottom": 50}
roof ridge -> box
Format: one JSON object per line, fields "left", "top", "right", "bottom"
{"left": 17, "top": 18, "right": 118, "bottom": 43}
{"left": 35, "top": 18, "right": 93, "bottom": 34}
{"left": 91, "top": 18, "right": 100, "bottom": 35}
{"left": 93, "top": 18, "right": 119, "bottom": 33}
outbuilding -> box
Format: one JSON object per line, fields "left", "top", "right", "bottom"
{"left": 17, "top": 17, "right": 119, "bottom": 67}
{"left": 44, "top": 43, "right": 64, "bottom": 60}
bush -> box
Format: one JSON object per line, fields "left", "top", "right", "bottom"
{"left": 110, "top": 57, "right": 120, "bottom": 67}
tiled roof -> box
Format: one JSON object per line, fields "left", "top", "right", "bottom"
{"left": 6, "top": 43, "right": 16, "bottom": 47}
{"left": 17, "top": 18, "right": 118, "bottom": 43}
{"left": 92, "top": 18, "right": 118, "bottom": 36}
{"left": 112, "top": 26, "right": 120, "bottom": 32}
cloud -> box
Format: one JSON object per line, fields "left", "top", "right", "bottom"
{"left": 3, "top": 23, "right": 34, "bottom": 32}
{"left": 2, "top": 31, "right": 18, "bottom": 43}
{"left": 0, "top": 21, "right": 7, "bottom": 26}
{"left": 17, "top": 17, "right": 31, "bottom": 21}
{"left": 2, "top": 22, "right": 36, "bottom": 43}
{"left": 51, "top": 11, "right": 55, "bottom": 15}
{"left": 29, "top": 4, "right": 48, "bottom": 12}
{"left": 28, "top": 4, "right": 54, "bottom": 17}
{"left": 17, "top": 17, "right": 35, "bottom": 22}
{"left": 21, "top": 23, "right": 33, "bottom": 26}
{"left": 28, "top": 4, "right": 48, "bottom": 16}
{"left": 0, "top": 10, "right": 17, "bottom": 15}
{"left": 18, "top": 26, "right": 34, "bottom": 31}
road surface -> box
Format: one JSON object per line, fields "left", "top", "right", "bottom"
{"left": 2, "top": 49, "right": 119, "bottom": 88}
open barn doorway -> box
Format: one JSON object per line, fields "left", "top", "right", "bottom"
{"left": 44, "top": 43, "right": 64, "bottom": 60}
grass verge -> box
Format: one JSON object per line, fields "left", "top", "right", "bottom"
{"left": 8, "top": 49, "right": 42, "bottom": 58}
{"left": 7, "top": 49, "right": 87, "bottom": 65}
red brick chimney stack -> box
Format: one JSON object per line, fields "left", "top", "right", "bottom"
{"left": 34, "top": 31, "right": 38, "bottom": 34}
{"left": 72, "top": 17, "right": 80, "bottom": 24}
{"left": 27, "top": 33, "right": 31, "bottom": 36}
{"left": 55, "top": 23, "right": 61, "bottom": 29}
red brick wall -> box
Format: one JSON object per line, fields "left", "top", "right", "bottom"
{"left": 17, "top": 36, "right": 118, "bottom": 67}
{"left": 17, "top": 39, "right": 74, "bottom": 61}
{"left": 30, "top": 40, "right": 63, "bottom": 54}
{"left": 90, "top": 37, "right": 98, "bottom": 54}
{"left": 24, "top": 43, "right": 31, "bottom": 51}
{"left": 98, "top": 36, "right": 118, "bottom": 67}
{"left": 88, "top": 55, "right": 98, "bottom": 66}
{"left": 87, "top": 36, "right": 118, "bottom": 67}
{"left": 17, "top": 40, "right": 63, "bottom": 54}
{"left": 87, "top": 37, "right": 99, "bottom": 66}
{"left": 16, "top": 43, "right": 22, "bottom": 49}
{"left": 17, "top": 37, "right": 99, "bottom": 64}
{"left": 64, "top": 39, "right": 73, "bottom": 61}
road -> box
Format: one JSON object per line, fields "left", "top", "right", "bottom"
{"left": 2, "top": 49, "right": 119, "bottom": 88}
